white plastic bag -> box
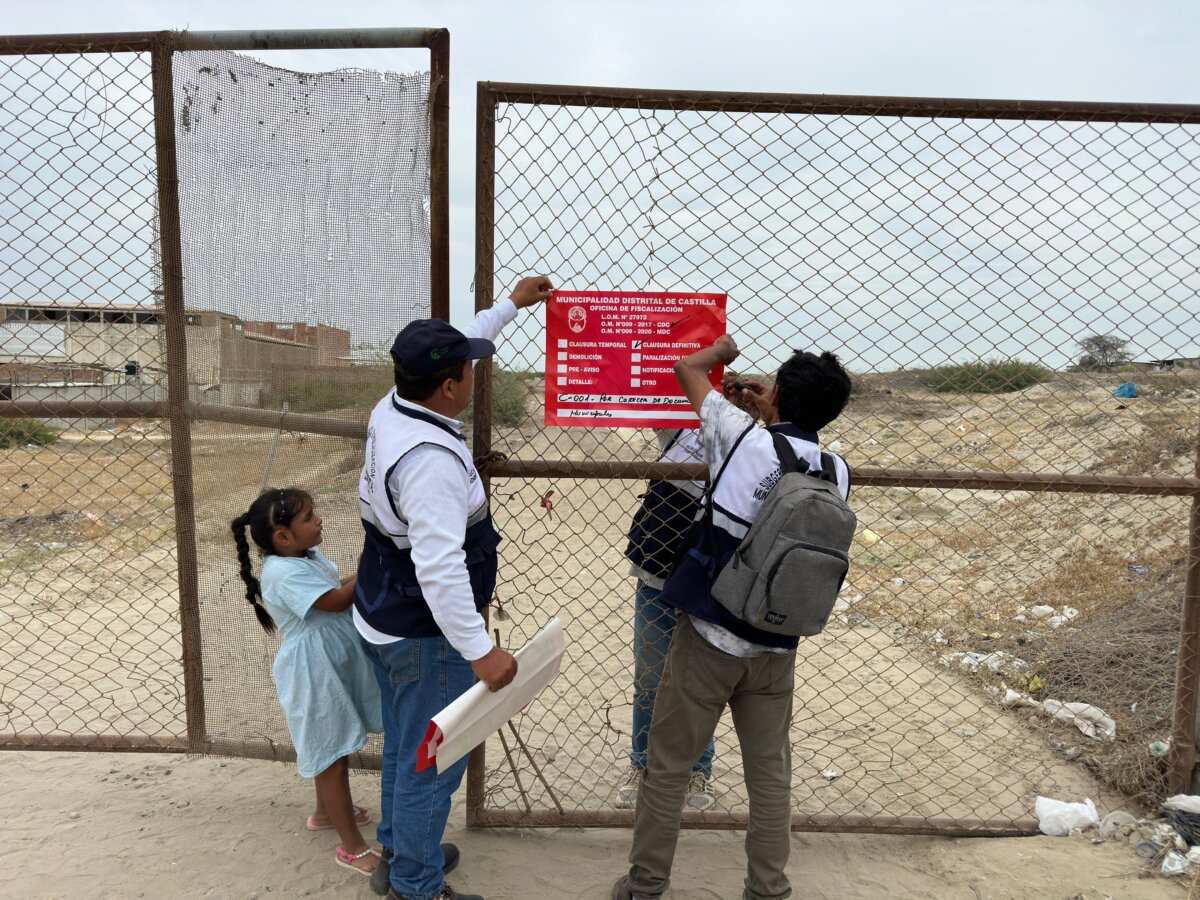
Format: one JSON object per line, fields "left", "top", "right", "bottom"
{"left": 1035, "top": 796, "right": 1100, "bottom": 836}
{"left": 1163, "top": 794, "right": 1200, "bottom": 815}
{"left": 1041, "top": 699, "right": 1116, "bottom": 741}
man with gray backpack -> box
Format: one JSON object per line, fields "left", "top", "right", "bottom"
{"left": 613, "top": 335, "right": 853, "bottom": 900}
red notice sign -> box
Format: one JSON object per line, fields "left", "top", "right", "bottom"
{"left": 544, "top": 291, "right": 727, "bottom": 428}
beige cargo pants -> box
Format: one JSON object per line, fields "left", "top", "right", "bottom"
{"left": 616, "top": 613, "right": 796, "bottom": 900}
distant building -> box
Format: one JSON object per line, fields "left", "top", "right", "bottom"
{"left": 1, "top": 299, "right": 351, "bottom": 406}
{"left": 1130, "top": 356, "right": 1200, "bottom": 372}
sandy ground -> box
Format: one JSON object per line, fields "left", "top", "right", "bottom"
{"left": 1, "top": 749, "right": 1188, "bottom": 900}
{"left": 3, "top": 370, "right": 1198, "bottom": 898}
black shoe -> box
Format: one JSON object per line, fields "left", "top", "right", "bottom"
{"left": 370, "top": 848, "right": 393, "bottom": 896}
{"left": 373, "top": 844, "right": 463, "bottom": 897}
{"left": 386, "top": 887, "right": 482, "bottom": 900}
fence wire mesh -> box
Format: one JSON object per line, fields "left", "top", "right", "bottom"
{"left": 472, "top": 87, "right": 1200, "bottom": 829}
{"left": 0, "top": 48, "right": 184, "bottom": 749}
{"left": 3, "top": 40, "right": 1199, "bottom": 838}
{"left": 1, "top": 33, "right": 443, "bottom": 764}
{"left": 171, "top": 46, "right": 433, "bottom": 763}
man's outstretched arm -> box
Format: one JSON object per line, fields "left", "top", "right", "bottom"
{"left": 673, "top": 334, "right": 740, "bottom": 415}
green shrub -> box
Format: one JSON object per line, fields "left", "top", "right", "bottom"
{"left": 918, "top": 359, "right": 1051, "bottom": 394}
{"left": 459, "top": 368, "right": 531, "bottom": 428}
{"left": 0, "top": 418, "right": 58, "bottom": 449}
{"left": 272, "top": 366, "right": 533, "bottom": 425}
{"left": 270, "top": 368, "right": 395, "bottom": 413}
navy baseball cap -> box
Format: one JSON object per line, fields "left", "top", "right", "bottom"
{"left": 390, "top": 319, "right": 496, "bottom": 375}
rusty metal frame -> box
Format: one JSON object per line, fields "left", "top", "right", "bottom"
{"left": 470, "top": 80, "right": 1200, "bottom": 832}
{"left": 0, "top": 27, "right": 451, "bottom": 757}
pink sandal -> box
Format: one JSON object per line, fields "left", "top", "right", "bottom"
{"left": 306, "top": 804, "right": 370, "bottom": 830}
{"left": 335, "top": 846, "right": 381, "bottom": 876}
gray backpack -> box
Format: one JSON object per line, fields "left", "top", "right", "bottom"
{"left": 711, "top": 431, "right": 856, "bottom": 637}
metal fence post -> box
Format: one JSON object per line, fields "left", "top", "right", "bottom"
{"left": 466, "top": 81, "right": 497, "bottom": 827}
{"left": 429, "top": 28, "right": 450, "bottom": 322}
{"left": 150, "top": 33, "right": 208, "bottom": 753}
{"left": 1173, "top": 428, "right": 1200, "bottom": 793}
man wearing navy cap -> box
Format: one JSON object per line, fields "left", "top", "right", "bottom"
{"left": 356, "top": 275, "right": 553, "bottom": 900}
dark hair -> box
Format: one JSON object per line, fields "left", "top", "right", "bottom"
{"left": 229, "top": 486, "right": 313, "bottom": 634}
{"left": 393, "top": 356, "right": 467, "bottom": 402}
{"left": 775, "top": 350, "right": 852, "bottom": 432}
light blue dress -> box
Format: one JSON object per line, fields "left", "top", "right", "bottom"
{"left": 261, "top": 549, "right": 383, "bottom": 778}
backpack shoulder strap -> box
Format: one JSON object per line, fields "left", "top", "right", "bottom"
{"left": 815, "top": 451, "right": 840, "bottom": 486}
{"left": 771, "top": 433, "right": 841, "bottom": 486}
{"left": 660, "top": 428, "right": 684, "bottom": 458}
{"left": 698, "top": 422, "right": 755, "bottom": 561}
{"left": 708, "top": 423, "right": 756, "bottom": 495}
{"left": 770, "top": 431, "right": 809, "bottom": 475}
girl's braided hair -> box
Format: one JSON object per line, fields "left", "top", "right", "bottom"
{"left": 230, "top": 487, "right": 313, "bottom": 634}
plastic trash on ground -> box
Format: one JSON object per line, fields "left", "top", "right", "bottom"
{"left": 942, "top": 650, "right": 1028, "bottom": 675}
{"left": 1001, "top": 689, "right": 1040, "bottom": 709}
{"left": 1113, "top": 382, "right": 1138, "bottom": 399}
{"left": 1160, "top": 850, "right": 1188, "bottom": 875}
{"left": 1099, "top": 810, "right": 1136, "bottom": 839}
{"left": 1163, "top": 795, "right": 1200, "bottom": 815}
{"left": 1035, "top": 796, "right": 1099, "bottom": 836}
{"left": 1160, "top": 796, "right": 1200, "bottom": 846}
{"left": 1042, "top": 699, "right": 1117, "bottom": 741}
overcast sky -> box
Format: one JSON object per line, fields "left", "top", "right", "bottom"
{"left": 6, "top": 1, "right": 1200, "bottom": 370}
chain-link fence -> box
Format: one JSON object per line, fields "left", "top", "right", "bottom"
{"left": 5, "top": 38, "right": 1200, "bottom": 839}
{"left": 469, "top": 83, "right": 1200, "bottom": 833}
{"left": 0, "top": 28, "right": 449, "bottom": 762}
{"left": 0, "top": 37, "right": 183, "bottom": 751}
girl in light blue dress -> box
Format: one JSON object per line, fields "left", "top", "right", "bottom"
{"left": 231, "top": 487, "right": 384, "bottom": 879}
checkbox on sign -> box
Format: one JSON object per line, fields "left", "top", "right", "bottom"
{"left": 558, "top": 339, "right": 568, "bottom": 348}
{"left": 631, "top": 378, "right": 641, "bottom": 387}
{"left": 558, "top": 365, "right": 568, "bottom": 373}
{"left": 631, "top": 353, "right": 641, "bottom": 362}
{"left": 557, "top": 376, "right": 567, "bottom": 386}
{"left": 631, "top": 366, "right": 640, "bottom": 376}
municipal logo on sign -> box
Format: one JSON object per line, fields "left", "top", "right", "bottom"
{"left": 567, "top": 306, "right": 586, "bottom": 333}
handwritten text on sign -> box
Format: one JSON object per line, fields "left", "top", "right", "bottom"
{"left": 544, "top": 291, "right": 727, "bottom": 428}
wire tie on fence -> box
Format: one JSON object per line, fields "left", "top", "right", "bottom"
{"left": 473, "top": 450, "right": 507, "bottom": 472}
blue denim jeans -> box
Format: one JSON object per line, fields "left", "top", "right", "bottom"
{"left": 362, "top": 635, "right": 475, "bottom": 900}
{"left": 632, "top": 580, "right": 714, "bottom": 778}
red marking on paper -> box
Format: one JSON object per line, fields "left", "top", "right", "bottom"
{"left": 544, "top": 291, "right": 727, "bottom": 428}
{"left": 415, "top": 721, "right": 443, "bottom": 773}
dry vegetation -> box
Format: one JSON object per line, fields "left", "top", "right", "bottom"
{"left": 2, "top": 367, "right": 1197, "bottom": 815}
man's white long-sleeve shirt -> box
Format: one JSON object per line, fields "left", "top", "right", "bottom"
{"left": 353, "top": 299, "right": 518, "bottom": 661}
